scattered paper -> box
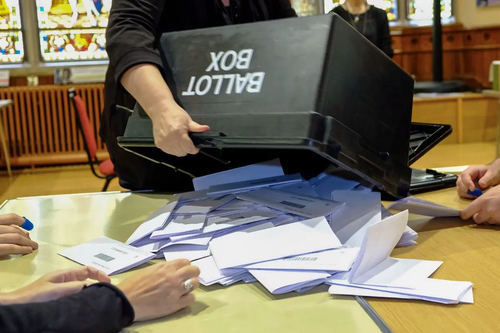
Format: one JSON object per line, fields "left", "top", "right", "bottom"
{"left": 249, "top": 269, "right": 331, "bottom": 294}
{"left": 388, "top": 197, "right": 460, "bottom": 217}
{"left": 208, "top": 174, "right": 303, "bottom": 196}
{"left": 210, "top": 217, "right": 342, "bottom": 269}
{"left": 174, "top": 194, "right": 235, "bottom": 215}
{"left": 238, "top": 188, "right": 344, "bottom": 219}
{"left": 59, "top": 236, "right": 155, "bottom": 275}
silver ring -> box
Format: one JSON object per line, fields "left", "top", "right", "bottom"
{"left": 183, "top": 279, "right": 194, "bottom": 294}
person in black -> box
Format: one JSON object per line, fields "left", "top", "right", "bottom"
{"left": 330, "top": 0, "right": 393, "bottom": 58}
{"left": 0, "top": 260, "right": 200, "bottom": 332}
{"left": 99, "top": 0, "right": 297, "bottom": 192}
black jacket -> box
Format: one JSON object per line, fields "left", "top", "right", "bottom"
{"left": 330, "top": 5, "right": 393, "bottom": 58}
{"left": 0, "top": 283, "right": 134, "bottom": 333}
{"left": 100, "top": 0, "right": 297, "bottom": 191}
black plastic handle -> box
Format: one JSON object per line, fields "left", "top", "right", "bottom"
{"left": 189, "top": 132, "right": 226, "bottom": 147}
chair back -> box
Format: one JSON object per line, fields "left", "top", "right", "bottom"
{"left": 69, "top": 88, "right": 98, "bottom": 161}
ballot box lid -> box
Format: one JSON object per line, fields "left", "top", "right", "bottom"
{"left": 117, "top": 14, "right": 416, "bottom": 198}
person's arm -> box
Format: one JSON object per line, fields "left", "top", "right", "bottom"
{"left": 379, "top": 11, "right": 394, "bottom": 58}
{"left": 106, "top": 0, "right": 209, "bottom": 157}
{"left": 0, "top": 283, "right": 134, "bottom": 333}
{"left": 272, "top": 0, "right": 298, "bottom": 18}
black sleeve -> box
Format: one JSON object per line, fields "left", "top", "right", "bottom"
{"left": 379, "top": 11, "right": 394, "bottom": 58}
{"left": 106, "top": 0, "right": 167, "bottom": 85}
{"left": 272, "top": 0, "right": 298, "bottom": 18}
{"left": 0, "top": 283, "right": 134, "bottom": 333}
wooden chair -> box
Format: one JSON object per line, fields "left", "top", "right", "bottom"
{"left": 68, "top": 88, "right": 117, "bottom": 191}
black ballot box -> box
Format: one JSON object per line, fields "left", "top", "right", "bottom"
{"left": 118, "top": 14, "right": 415, "bottom": 198}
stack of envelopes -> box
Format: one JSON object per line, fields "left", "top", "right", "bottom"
{"left": 121, "top": 159, "right": 471, "bottom": 302}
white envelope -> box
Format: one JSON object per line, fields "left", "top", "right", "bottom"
{"left": 126, "top": 200, "right": 178, "bottom": 245}
{"left": 388, "top": 197, "right": 460, "bottom": 217}
{"left": 150, "top": 214, "right": 207, "bottom": 240}
{"left": 203, "top": 209, "right": 278, "bottom": 233}
{"left": 162, "top": 244, "right": 211, "bottom": 262}
{"left": 249, "top": 269, "right": 331, "bottom": 294}
{"left": 210, "top": 217, "right": 342, "bottom": 269}
{"left": 193, "top": 158, "right": 284, "bottom": 191}
{"left": 59, "top": 236, "right": 155, "bottom": 275}
{"left": 245, "top": 247, "right": 359, "bottom": 272}
{"left": 237, "top": 188, "right": 344, "bottom": 219}
{"left": 208, "top": 174, "right": 303, "bottom": 196}
{"left": 174, "top": 194, "right": 235, "bottom": 215}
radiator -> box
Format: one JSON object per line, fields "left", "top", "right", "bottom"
{"left": 0, "top": 84, "right": 109, "bottom": 167}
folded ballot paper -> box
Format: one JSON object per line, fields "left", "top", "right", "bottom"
{"left": 58, "top": 236, "right": 155, "bottom": 275}
{"left": 388, "top": 196, "right": 461, "bottom": 217}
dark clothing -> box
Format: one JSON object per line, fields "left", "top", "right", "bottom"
{"left": 0, "top": 283, "right": 134, "bottom": 333}
{"left": 330, "top": 5, "right": 393, "bottom": 58}
{"left": 100, "top": 0, "right": 297, "bottom": 191}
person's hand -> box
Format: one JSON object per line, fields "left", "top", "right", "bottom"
{"left": 456, "top": 163, "right": 500, "bottom": 199}
{"left": 460, "top": 185, "right": 500, "bottom": 224}
{"left": 0, "top": 266, "right": 110, "bottom": 305}
{"left": 0, "top": 213, "right": 38, "bottom": 257}
{"left": 150, "top": 101, "right": 209, "bottom": 157}
{"left": 118, "top": 259, "right": 200, "bottom": 322}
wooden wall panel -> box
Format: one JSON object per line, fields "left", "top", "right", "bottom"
{"left": 391, "top": 24, "right": 500, "bottom": 88}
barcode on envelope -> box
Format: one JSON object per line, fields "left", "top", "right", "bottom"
{"left": 94, "top": 253, "right": 115, "bottom": 262}
{"left": 215, "top": 216, "right": 245, "bottom": 225}
{"left": 279, "top": 201, "right": 306, "bottom": 209}
{"left": 283, "top": 257, "right": 318, "bottom": 262}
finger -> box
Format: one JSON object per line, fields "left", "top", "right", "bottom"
{"left": 0, "top": 244, "right": 33, "bottom": 256}
{"left": 188, "top": 121, "right": 210, "bottom": 133}
{"left": 460, "top": 199, "right": 483, "bottom": 220}
{"left": 461, "top": 171, "right": 478, "bottom": 192}
{"left": 165, "top": 259, "right": 191, "bottom": 271}
{"left": 456, "top": 178, "right": 474, "bottom": 198}
{"left": 179, "top": 132, "right": 199, "bottom": 155}
{"left": 0, "top": 233, "right": 38, "bottom": 249}
{"left": 473, "top": 211, "right": 489, "bottom": 224}
{"left": 177, "top": 293, "right": 196, "bottom": 309}
{"left": 175, "top": 265, "right": 201, "bottom": 281}
{"left": 479, "top": 170, "right": 495, "bottom": 189}
{"left": 69, "top": 266, "right": 111, "bottom": 283}
{"left": 0, "top": 225, "right": 30, "bottom": 237}
{"left": 0, "top": 213, "right": 25, "bottom": 227}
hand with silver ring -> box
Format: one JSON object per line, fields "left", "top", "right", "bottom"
{"left": 117, "top": 259, "right": 200, "bottom": 322}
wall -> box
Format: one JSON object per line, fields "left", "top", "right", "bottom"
{"left": 456, "top": 0, "right": 500, "bottom": 28}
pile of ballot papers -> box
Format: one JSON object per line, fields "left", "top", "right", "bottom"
{"left": 59, "top": 159, "right": 473, "bottom": 304}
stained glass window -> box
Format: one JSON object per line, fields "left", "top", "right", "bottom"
{"left": 291, "top": 0, "right": 323, "bottom": 16}
{"left": 36, "top": 0, "right": 111, "bottom": 62}
{"left": 324, "top": 0, "right": 397, "bottom": 21}
{"left": 0, "top": 0, "right": 24, "bottom": 63}
{"left": 407, "top": 0, "right": 453, "bottom": 20}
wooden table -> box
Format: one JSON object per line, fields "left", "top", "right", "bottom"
{"left": 370, "top": 188, "right": 500, "bottom": 332}
{"left": 482, "top": 90, "right": 500, "bottom": 158}
{"left": 0, "top": 192, "right": 383, "bottom": 333}
{"left": 0, "top": 99, "right": 12, "bottom": 176}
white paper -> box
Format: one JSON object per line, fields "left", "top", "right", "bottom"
{"left": 246, "top": 247, "right": 359, "bottom": 272}
{"left": 59, "top": 236, "right": 155, "bottom": 275}
{"left": 194, "top": 256, "right": 246, "bottom": 286}
{"left": 213, "top": 199, "right": 258, "bottom": 212}
{"left": 174, "top": 194, "right": 235, "bottom": 215}
{"left": 273, "top": 181, "right": 320, "bottom": 197}
{"left": 330, "top": 191, "right": 382, "bottom": 247}
{"left": 388, "top": 197, "right": 460, "bottom": 217}
{"left": 349, "top": 210, "right": 410, "bottom": 286}
{"left": 329, "top": 277, "right": 473, "bottom": 303}
{"left": 162, "top": 244, "right": 211, "bottom": 262}
{"left": 156, "top": 235, "right": 212, "bottom": 252}
{"left": 204, "top": 208, "right": 278, "bottom": 233}
{"left": 249, "top": 269, "right": 331, "bottom": 294}
{"left": 208, "top": 174, "right": 303, "bottom": 196}
{"left": 210, "top": 217, "right": 342, "bottom": 269}
{"left": 238, "top": 188, "right": 344, "bottom": 219}
{"left": 309, "top": 174, "right": 360, "bottom": 200}
{"left": 150, "top": 214, "right": 206, "bottom": 239}
{"left": 193, "top": 159, "right": 284, "bottom": 191}
{"left": 328, "top": 283, "right": 474, "bottom": 304}
{"left": 126, "top": 200, "right": 178, "bottom": 245}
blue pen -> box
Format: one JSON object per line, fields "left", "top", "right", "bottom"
{"left": 21, "top": 217, "right": 34, "bottom": 231}
{"left": 467, "top": 188, "right": 482, "bottom": 197}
